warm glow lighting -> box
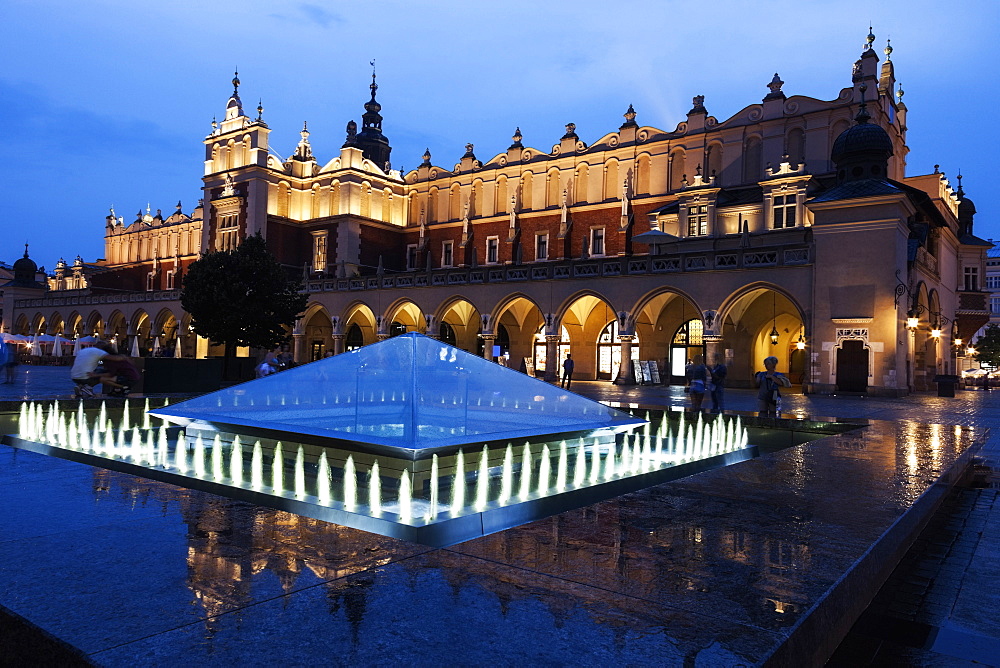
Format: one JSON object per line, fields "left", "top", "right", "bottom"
{"left": 769, "top": 326, "right": 779, "bottom": 346}
{"left": 955, "top": 338, "right": 963, "bottom": 347}
{"left": 967, "top": 347, "right": 976, "bottom": 357}
{"left": 931, "top": 328, "right": 941, "bottom": 338}
{"left": 906, "top": 316, "right": 919, "bottom": 330}
{"left": 796, "top": 336, "right": 806, "bottom": 350}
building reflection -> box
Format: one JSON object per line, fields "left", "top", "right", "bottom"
{"left": 85, "top": 419, "right": 976, "bottom": 660}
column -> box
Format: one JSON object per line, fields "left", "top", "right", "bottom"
{"left": 703, "top": 335, "right": 723, "bottom": 364}
{"left": 544, "top": 335, "right": 560, "bottom": 382}
{"left": 613, "top": 335, "right": 636, "bottom": 385}
{"left": 481, "top": 334, "right": 496, "bottom": 360}
{"left": 292, "top": 332, "right": 305, "bottom": 364}
{"left": 331, "top": 334, "right": 345, "bottom": 355}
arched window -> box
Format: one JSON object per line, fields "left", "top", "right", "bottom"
{"left": 360, "top": 183, "right": 372, "bottom": 218}
{"left": 786, "top": 127, "right": 805, "bottom": 165}
{"left": 546, "top": 170, "right": 560, "bottom": 208}
{"left": 574, "top": 164, "right": 589, "bottom": 203}
{"left": 311, "top": 185, "right": 320, "bottom": 219}
{"left": 706, "top": 144, "right": 723, "bottom": 184}
{"left": 669, "top": 149, "right": 686, "bottom": 191}
{"left": 742, "top": 136, "right": 763, "bottom": 184}
{"left": 670, "top": 318, "right": 705, "bottom": 380}
{"left": 470, "top": 181, "right": 482, "bottom": 217}
{"left": 277, "top": 182, "right": 290, "bottom": 217}
{"left": 604, "top": 160, "right": 619, "bottom": 200}
{"left": 345, "top": 323, "right": 364, "bottom": 351}
{"left": 330, "top": 182, "right": 341, "bottom": 216}
{"left": 439, "top": 322, "right": 456, "bottom": 345}
{"left": 520, "top": 172, "right": 533, "bottom": 210}
{"left": 636, "top": 155, "right": 651, "bottom": 195}
{"left": 449, "top": 184, "right": 462, "bottom": 220}
{"left": 495, "top": 177, "right": 508, "bottom": 214}
{"left": 533, "top": 325, "right": 570, "bottom": 374}
{"left": 427, "top": 187, "right": 438, "bottom": 221}
{"left": 597, "top": 320, "right": 640, "bottom": 380}
{"left": 382, "top": 189, "right": 392, "bottom": 223}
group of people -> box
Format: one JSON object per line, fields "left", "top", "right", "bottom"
{"left": 70, "top": 341, "right": 141, "bottom": 398}
{"left": 255, "top": 344, "right": 296, "bottom": 378}
{"left": 0, "top": 339, "right": 19, "bottom": 384}
{"left": 686, "top": 354, "right": 790, "bottom": 417}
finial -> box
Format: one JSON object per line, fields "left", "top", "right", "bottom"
{"left": 855, "top": 82, "right": 871, "bottom": 123}
{"left": 369, "top": 59, "right": 378, "bottom": 98}
{"left": 957, "top": 171, "right": 965, "bottom": 196}
{"left": 463, "top": 143, "right": 475, "bottom": 158}
{"left": 211, "top": 116, "right": 217, "bottom": 131}
{"left": 934, "top": 164, "right": 940, "bottom": 174}
{"left": 623, "top": 104, "right": 636, "bottom": 123}
{"left": 232, "top": 69, "right": 240, "bottom": 95}
{"left": 884, "top": 38, "right": 892, "bottom": 60}
{"left": 301, "top": 121, "right": 309, "bottom": 138}
{"left": 866, "top": 25, "right": 875, "bottom": 50}
{"left": 421, "top": 148, "right": 431, "bottom": 167}
{"left": 896, "top": 83, "right": 904, "bottom": 102}
{"left": 257, "top": 99, "right": 264, "bottom": 121}
{"left": 146, "top": 202, "right": 151, "bottom": 215}
{"left": 767, "top": 72, "right": 784, "bottom": 96}
{"left": 176, "top": 200, "right": 183, "bottom": 211}
{"left": 562, "top": 122, "right": 577, "bottom": 139}
{"left": 23, "top": 243, "right": 29, "bottom": 258}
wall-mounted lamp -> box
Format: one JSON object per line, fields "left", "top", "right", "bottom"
{"left": 906, "top": 312, "right": 919, "bottom": 331}
{"left": 955, "top": 337, "right": 963, "bottom": 347}
{"left": 967, "top": 346, "right": 977, "bottom": 357}
{"left": 795, "top": 333, "right": 806, "bottom": 350}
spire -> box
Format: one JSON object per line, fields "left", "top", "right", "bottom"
{"left": 884, "top": 38, "right": 893, "bottom": 60}
{"left": 957, "top": 171, "right": 965, "bottom": 197}
{"left": 351, "top": 61, "right": 391, "bottom": 169}
{"left": 864, "top": 25, "right": 875, "bottom": 51}
{"left": 256, "top": 99, "right": 264, "bottom": 122}
{"left": 222, "top": 70, "right": 247, "bottom": 127}
{"left": 232, "top": 69, "right": 240, "bottom": 95}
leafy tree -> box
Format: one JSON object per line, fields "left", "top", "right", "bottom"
{"left": 973, "top": 323, "right": 1000, "bottom": 369}
{"left": 181, "top": 233, "right": 309, "bottom": 371}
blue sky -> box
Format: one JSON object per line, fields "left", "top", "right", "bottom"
{"left": 1, "top": 0, "right": 997, "bottom": 269}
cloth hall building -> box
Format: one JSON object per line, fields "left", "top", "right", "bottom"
{"left": 3, "top": 33, "right": 990, "bottom": 395}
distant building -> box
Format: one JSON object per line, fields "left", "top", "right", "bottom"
{"left": 4, "top": 30, "right": 991, "bottom": 394}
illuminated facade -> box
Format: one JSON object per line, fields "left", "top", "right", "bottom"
{"left": 4, "top": 31, "right": 990, "bottom": 394}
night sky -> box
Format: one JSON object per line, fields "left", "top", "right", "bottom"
{"left": 2, "top": 0, "right": 997, "bottom": 269}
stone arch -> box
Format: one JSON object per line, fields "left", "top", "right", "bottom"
{"left": 786, "top": 126, "right": 806, "bottom": 165}
{"left": 495, "top": 176, "right": 508, "bottom": 214}
{"left": 66, "top": 312, "right": 85, "bottom": 338}
{"left": 385, "top": 298, "right": 427, "bottom": 336}
{"left": 552, "top": 290, "right": 620, "bottom": 380}
{"left": 603, "top": 159, "right": 619, "bottom": 201}
{"left": 130, "top": 309, "right": 152, "bottom": 356}
{"left": 706, "top": 142, "right": 724, "bottom": 185}
{"left": 300, "top": 302, "right": 333, "bottom": 361}
{"left": 342, "top": 302, "right": 378, "bottom": 349}
{"left": 545, "top": 168, "right": 561, "bottom": 208}
{"left": 434, "top": 296, "right": 483, "bottom": 354}
{"left": 492, "top": 293, "right": 546, "bottom": 369}
{"left": 30, "top": 313, "right": 46, "bottom": 336}
{"left": 48, "top": 312, "right": 64, "bottom": 336}
{"left": 449, "top": 183, "right": 463, "bottom": 220}
{"left": 742, "top": 135, "right": 763, "bottom": 184}
{"left": 717, "top": 283, "right": 807, "bottom": 387}
{"left": 85, "top": 311, "right": 104, "bottom": 338}
{"left": 636, "top": 153, "right": 652, "bottom": 195}
{"left": 106, "top": 310, "right": 128, "bottom": 350}
{"left": 470, "top": 179, "right": 484, "bottom": 217}
{"left": 630, "top": 287, "right": 703, "bottom": 383}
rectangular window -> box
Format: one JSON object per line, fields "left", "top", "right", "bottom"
{"left": 166, "top": 270, "right": 176, "bottom": 290}
{"left": 311, "top": 231, "right": 328, "bottom": 271}
{"left": 442, "top": 241, "right": 453, "bottom": 268}
{"left": 536, "top": 233, "right": 548, "bottom": 261}
{"left": 687, "top": 205, "right": 707, "bottom": 236}
{"left": 965, "top": 266, "right": 980, "bottom": 291}
{"left": 590, "top": 227, "right": 605, "bottom": 256}
{"left": 986, "top": 275, "right": 1000, "bottom": 289}
{"left": 216, "top": 213, "right": 239, "bottom": 251}
{"left": 772, "top": 195, "right": 796, "bottom": 229}
{"left": 992, "top": 296, "right": 1000, "bottom": 314}
{"left": 486, "top": 236, "right": 499, "bottom": 264}
{"left": 406, "top": 244, "right": 418, "bottom": 270}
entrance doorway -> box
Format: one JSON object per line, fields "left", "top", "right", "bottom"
{"left": 836, "top": 340, "right": 869, "bottom": 392}
{"left": 670, "top": 319, "right": 704, "bottom": 384}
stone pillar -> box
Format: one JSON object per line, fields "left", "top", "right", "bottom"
{"left": 544, "top": 335, "right": 560, "bottom": 382}
{"left": 331, "top": 334, "right": 345, "bottom": 355}
{"left": 481, "top": 334, "right": 496, "bottom": 360}
{"left": 703, "top": 334, "right": 723, "bottom": 364}
{"left": 292, "top": 332, "right": 305, "bottom": 363}
{"left": 613, "top": 335, "right": 636, "bottom": 385}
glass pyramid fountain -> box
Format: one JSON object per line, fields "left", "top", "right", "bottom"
{"left": 151, "top": 333, "right": 644, "bottom": 452}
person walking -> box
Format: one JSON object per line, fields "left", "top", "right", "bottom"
{"left": 709, "top": 353, "right": 727, "bottom": 413}
{"left": 686, "top": 354, "right": 708, "bottom": 412}
{"left": 755, "top": 355, "right": 791, "bottom": 416}
{"left": 561, "top": 353, "right": 575, "bottom": 389}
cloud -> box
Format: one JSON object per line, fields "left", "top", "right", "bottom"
{"left": 269, "top": 4, "right": 345, "bottom": 27}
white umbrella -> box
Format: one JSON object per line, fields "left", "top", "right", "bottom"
{"left": 130, "top": 336, "right": 140, "bottom": 357}
{"left": 1, "top": 333, "right": 19, "bottom": 342}
{"left": 175, "top": 336, "right": 183, "bottom": 358}
{"left": 152, "top": 336, "right": 161, "bottom": 356}
{"left": 72, "top": 337, "right": 82, "bottom": 355}
{"left": 52, "top": 336, "right": 63, "bottom": 357}
{"left": 30, "top": 335, "right": 42, "bottom": 357}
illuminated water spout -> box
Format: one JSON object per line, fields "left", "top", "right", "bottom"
{"left": 368, "top": 460, "right": 382, "bottom": 516}
{"left": 344, "top": 455, "right": 358, "bottom": 511}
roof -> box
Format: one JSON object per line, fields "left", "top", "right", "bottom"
{"left": 807, "top": 178, "right": 904, "bottom": 204}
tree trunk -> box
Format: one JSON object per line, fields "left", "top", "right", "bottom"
{"left": 224, "top": 341, "right": 238, "bottom": 381}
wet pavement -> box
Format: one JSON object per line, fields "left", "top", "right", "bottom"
{"left": 1, "top": 368, "right": 999, "bottom": 665}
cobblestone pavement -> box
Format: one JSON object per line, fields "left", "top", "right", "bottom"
{"left": 4, "top": 367, "right": 1000, "bottom": 664}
